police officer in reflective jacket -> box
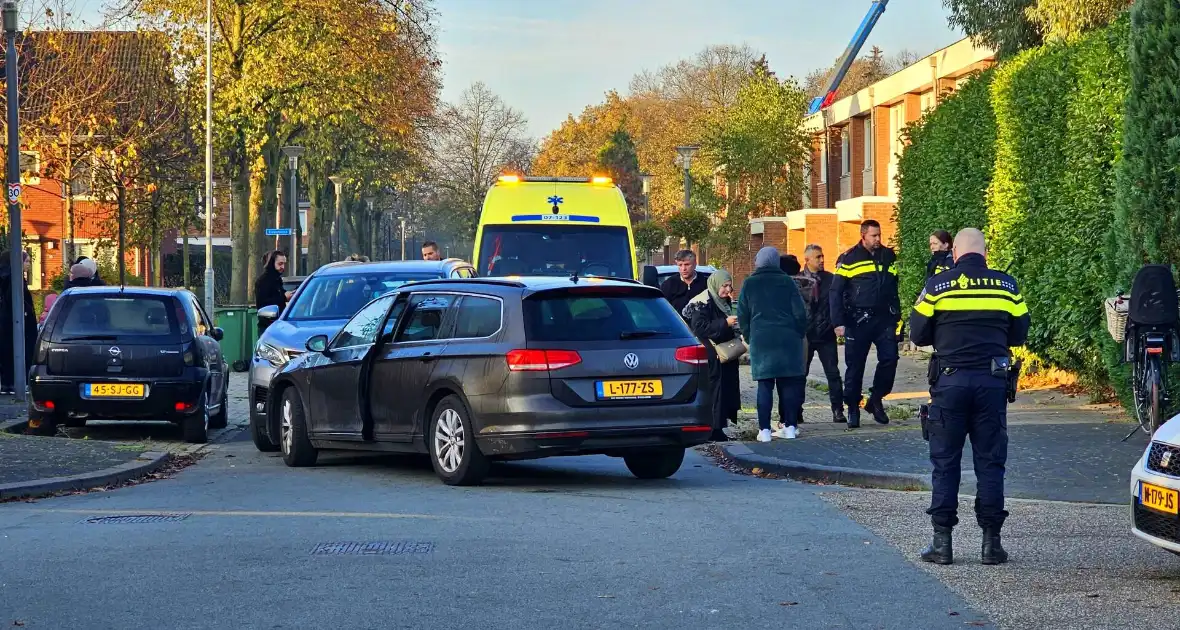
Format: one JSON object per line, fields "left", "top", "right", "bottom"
{"left": 830, "top": 219, "right": 900, "bottom": 428}
{"left": 908, "top": 228, "right": 1030, "bottom": 566}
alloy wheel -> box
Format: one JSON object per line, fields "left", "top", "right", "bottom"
{"left": 434, "top": 408, "right": 464, "bottom": 473}
{"left": 281, "top": 399, "right": 293, "bottom": 455}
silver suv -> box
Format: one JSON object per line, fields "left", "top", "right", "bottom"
{"left": 248, "top": 258, "right": 476, "bottom": 451}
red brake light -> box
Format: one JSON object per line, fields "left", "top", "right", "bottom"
{"left": 1148, "top": 347, "right": 1164, "bottom": 355}
{"left": 39, "top": 400, "right": 54, "bottom": 411}
{"left": 506, "top": 349, "right": 582, "bottom": 371}
{"left": 675, "top": 345, "right": 708, "bottom": 365}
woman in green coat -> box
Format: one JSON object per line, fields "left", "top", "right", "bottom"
{"left": 737, "top": 246, "right": 809, "bottom": 442}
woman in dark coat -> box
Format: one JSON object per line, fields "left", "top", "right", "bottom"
{"left": 683, "top": 269, "right": 741, "bottom": 442}
{"left": 927, "top": 230, "right": 954, "bottom": 279}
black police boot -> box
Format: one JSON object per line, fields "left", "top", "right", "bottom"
{"left": 920, "top": 526, "right": 953, "bottom": 565}
{"left": 846, "top": 406, "right": 860, "bottom": 429}
{"left": 865, "top": 396, "right": 890, "bottom": 425}
{"left": 981, "top": 527, "right": 1008, "bottom": 565}
{"left": 833, "top": 408, "right": 847, "bottom": 423}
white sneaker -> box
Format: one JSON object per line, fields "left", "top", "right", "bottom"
{"left": 773, "top": 426, "right": 799, "bottom": 439}
{"left": 757, "top": 429, "right": 772, "bottom": 443}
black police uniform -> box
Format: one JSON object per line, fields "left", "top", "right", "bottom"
{"left": 829, "top": 242, "right": 900, "bottom": 427}
{"left": 908, "top": 252, "right": 1030, "bottom": 565}
{"left": 926, "top": 250, "right": 954, "bottom": 279}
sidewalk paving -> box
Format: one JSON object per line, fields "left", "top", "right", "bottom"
{"left": 729, "top": 348, "right": 1145, "bottom": 504}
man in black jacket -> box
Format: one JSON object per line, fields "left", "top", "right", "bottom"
{"left": 660, "top": 249, "right": 708, "bottom": 316}
{"left": 830, "top": 219, "right": 900, "bottom": 428}
{"left": 254, "top": 250, "right": 292, "bottom": 334}
{"left": 802, "top": 245, "right": 845, "bottom": 423}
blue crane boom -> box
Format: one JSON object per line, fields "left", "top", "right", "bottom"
{"left": 807, "top": 0, "right": 890, "bottom": 116}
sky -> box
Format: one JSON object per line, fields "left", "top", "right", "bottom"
{"left": 67, "top": 0, "right": 964, "bottom": 140}
{"left": 436, "top": 0, "right": 965, "bottom": 139}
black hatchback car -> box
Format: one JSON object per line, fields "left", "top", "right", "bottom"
{"left": 29, "top": 287, "right": 230, "bottom": 443}
{"left": 262, "top": 276, "right": 712, "bottom": 485}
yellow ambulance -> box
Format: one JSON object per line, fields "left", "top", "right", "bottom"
{"left": 473, "top": 175, "right": 638, "bottom": 280}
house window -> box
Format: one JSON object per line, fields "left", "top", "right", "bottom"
{"left": 863, "top": 118, "right": 873, "bottom": 170}
{"left": 820, "top": 141, "right": 828, "bottom": 184}
{"left": 19, "top": 151, "right": 39, "bottom": 177}
{"left": 921, "top": 91, "right": 935, "bottom": 112}
{"left": 890, "top": 104, "right": 906, "bottom": 163}
{"left": 841, "top": 131, "right": 851, "bottom": 176}
{"left": 70, "top": 156, "right": 94, "bottom": 196}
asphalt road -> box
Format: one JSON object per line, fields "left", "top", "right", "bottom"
{"left": 0, "top": 421, "right": 987, "bottom": 629}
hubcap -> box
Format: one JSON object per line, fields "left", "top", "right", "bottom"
{"left": 281, "top": 399, "right": 293, "bottom": 455}
{"left": 434, "top": 408, "right": 464, "bottom": 474}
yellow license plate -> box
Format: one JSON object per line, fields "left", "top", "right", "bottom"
{"left": 1141, "top": 482, "right": 1179, "bottom": 514}
{"left": 86, "top": 383, "right": 145, "bottom": 398}
{"left": 597, "top": 379, "right": 663, "bottom": 400}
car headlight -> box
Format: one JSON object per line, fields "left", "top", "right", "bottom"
{"left": 256, "top": 342, "right": 290, "bottom": 367}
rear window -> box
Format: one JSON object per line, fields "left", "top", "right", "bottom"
{"left": 523, "top": 291, "right": 690, "bottom": 342}
{"left": 55, "top": 295, "right": 182, "bottom": 340}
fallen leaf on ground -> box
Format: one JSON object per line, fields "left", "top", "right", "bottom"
{"left": 751, "top": 467, "right": 763, "bottom": 475}
{"left": 779, "top": 601, "right": 799, "bottom": 606}
{"left": 948, "top": 611, "right": 960, "bottom": 616}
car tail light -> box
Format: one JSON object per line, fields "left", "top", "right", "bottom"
{"left": 34, "top": 400, "right": 54, "bottom": 411}
{"left": 506, "top": 349, "right": 582, "bottom": 371}
{"left": 1148, "top": 347, "right": 1164, "bottom": 355}
{"left": 675, "top": 345, "right": 708, "bottom": 365}
{"left": 681, "top": 425, "right": 711, "bottom": 433}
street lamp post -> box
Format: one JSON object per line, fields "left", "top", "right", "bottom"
{"left": 364, "top": 195, "right": 375, "bottom": 259}
{"left": 674, "top": 145, "right": 699, "bottom": 213}
{"left": 202, "top": 0, "right": 214, "bottom": 319}
{"left": 398, "top": 215, "right": 406, "bottom": 260}
{"left": 639, "top": 173, "right": 653, "bottom": 264}
{"left": 4, "top": 0, "right": 25, "bottom": 402}
{"left": 328, "top": 176, "right": 344, "bottom": 262}
{"left": 281, "top": 146, "right": 304, "bottom": 277}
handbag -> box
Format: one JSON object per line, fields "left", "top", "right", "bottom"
{"left": 712, "top": 335, "right": 748, "bottom": 363}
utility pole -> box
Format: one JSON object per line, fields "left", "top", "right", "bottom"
{"left": 281, "top": 146, "right": 304, "bottom": 277}
{"left": 4, "top": 1, "right": 26, "bottom": 402}
{"left": 202, "top": 0, "right": 215, "bottom": 317}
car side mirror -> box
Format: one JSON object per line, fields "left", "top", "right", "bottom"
{"left": 641, "top": 265, "right": 659, "bottom": 288}
{"left": 210, "top": 327, "right": 224, "bottom": 341}
{"left": 306, "top": 334, "right": 329, "bottom": 353}
{"left": 258, "top": 305, "right": 279, "bottom": 321}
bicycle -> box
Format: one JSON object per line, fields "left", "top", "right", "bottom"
{"left": 1107, "top": 264, "right": 1180, "bottom": 441}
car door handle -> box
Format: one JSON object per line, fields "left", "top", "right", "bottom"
{"left": 419, "top": 352, "right": 435, "bottom": 362}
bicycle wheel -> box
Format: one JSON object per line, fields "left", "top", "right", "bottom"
{"left": 1148, "top": 357, "right": 1164, "bottom": 434}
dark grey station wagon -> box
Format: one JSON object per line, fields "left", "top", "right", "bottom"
{"left": 262, "top": 276, "right": 713, "bottom": 485}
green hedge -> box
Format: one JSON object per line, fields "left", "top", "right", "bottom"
{"left": 898, "top": 15, "right": 1130, "bottom": 393}
{"left": 894, "top": 68, "right": 997, "bottom": 305}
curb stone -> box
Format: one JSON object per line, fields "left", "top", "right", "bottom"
{"left": 718, "top": 442, "right": 980, "bottom": 492}
{"left": 0, "top": 450, "right": 172, "bottom": 501}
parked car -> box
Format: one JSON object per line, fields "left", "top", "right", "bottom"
{"left": 1131, "top": 414, "right": 1180, "bottom": 554}
{"left": 249, "top": 258, "right": 477, "bottom": 452}
{"left": 641, "top": 264, "right": 716, "bottom": 288}
{"left": 28, "top": 286, "right": 230, "bottom": 443}
{"left": 261, "top": 275, "right": 713, "bottom": 485}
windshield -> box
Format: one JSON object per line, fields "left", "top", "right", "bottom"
{"left": 286, "top": 272, "right": 440, "bottom": 321}
{"left": 479, "top": 224, "right": 631, "bottom": 278}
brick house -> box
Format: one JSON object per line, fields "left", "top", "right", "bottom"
{"left": 731, "top": 37, "right": 997, "bottom": 289}
{"left": 2, "top": 30, "right": 181, "bottom": 289}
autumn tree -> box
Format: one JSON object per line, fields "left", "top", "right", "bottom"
{"left": 596, "top": 127, "right": 643, "bottom": 218}
{"left": 944, "top": 0, "right": 1042, "bottom": 58}
{"left": 533, "top": 91, "right": 630, "bottom": 177}
{"left": 1025, "top": 0, "right": 1131, "bottom": 42}
{"left": 429, "top": 81, "right": 530, "bottom": 237}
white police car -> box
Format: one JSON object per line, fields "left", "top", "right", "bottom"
{"left": 1130, "top": 414, "right": 1180, "bottom": 553}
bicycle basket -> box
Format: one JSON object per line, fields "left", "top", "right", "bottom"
{"left": 1105, "top": 297, "right": 1129, "bottom": 343}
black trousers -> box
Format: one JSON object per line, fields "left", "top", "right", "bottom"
{"left": 926, "top": 369, "right": 1010, "bottom": 530}
{"left": 842, "top": 315, "right": 899, "bottom": 408}
{"left": 808, "top": 340, "right": 844, "bottom": 412}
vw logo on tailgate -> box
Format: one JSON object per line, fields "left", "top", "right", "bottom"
{"left": 623, "top": 353, "right": 639, "bottom": 370}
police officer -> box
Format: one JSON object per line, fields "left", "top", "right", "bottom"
{"left": 830, "top": 219, "right": 900, "bottom": 428}
{"left": 927, "top": 230, "right": 955, "bottom": 279}
{"left": 908, "top": 228, "right": 1029, "bottom": 566}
